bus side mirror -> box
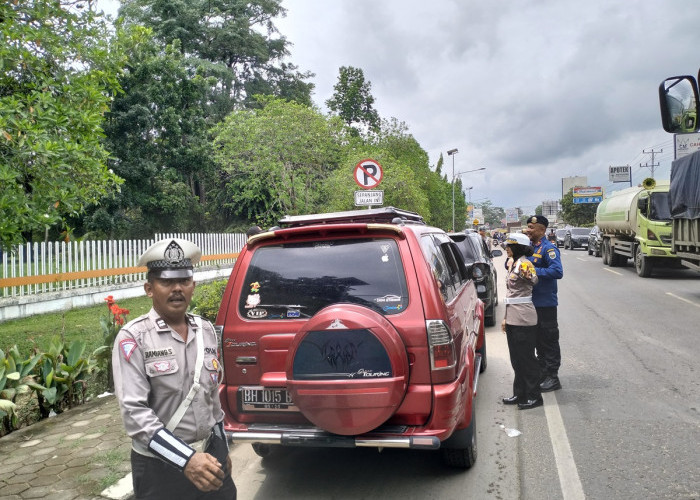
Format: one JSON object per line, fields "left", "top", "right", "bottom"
{"left": 659, "top": 75, "right": 699, "bottom": 133}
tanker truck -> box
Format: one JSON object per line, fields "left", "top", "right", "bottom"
{"left": 658, "top": 74, "right": 700, "bottom": 272}
{"left": 596, "top": 179, "right": 679, "bottom": 277}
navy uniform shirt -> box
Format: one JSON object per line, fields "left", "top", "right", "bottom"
{"left": 528, "top": 238, "right": 563, "bottom": 307}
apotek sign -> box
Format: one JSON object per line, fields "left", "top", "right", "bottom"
{"left": 609, "top": 165, "right": 631, "bottom": 183}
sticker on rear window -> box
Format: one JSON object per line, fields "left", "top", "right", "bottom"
{"left": 247, "top": 308, "right": 267, "bottom": 319}
{"left": 287, "top": 309, "right": 301, "bottom": 318}
{"left": 375, "top": 294, "right": 401, "bottom": 303}
{"left": 245, "top": 294, "right": 261, "bottom": 309}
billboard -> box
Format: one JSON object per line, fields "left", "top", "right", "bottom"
{"left": 609, "top": 165, "right": 631, "bottom": 183}
{"left": 573, "top": 186, "right": 602, "bottom": 204}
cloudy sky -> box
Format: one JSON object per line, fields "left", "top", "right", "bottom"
{"left": 99, "top": 0, "right": 700, "bottom": 213}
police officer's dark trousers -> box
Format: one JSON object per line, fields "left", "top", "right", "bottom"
{"left": 131, "top": 436, "right": 236, "bottom": 500}
{"left": 535, "top": 306, "right": 560, "bottom": 377}
{"left": 505, "top": 323, "right": 541, "bottom": 401}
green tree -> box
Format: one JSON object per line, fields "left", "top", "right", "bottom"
{"left": 476, "top": 201, "right": 506, "bottom": 228}
{"left": 89, "top": 33, "right": 216, "bottom": 237}
{"left": 119, "top": 0, "right": 313, "bottom": 109}
{"left": 212, "top": 97, "right": 345, "bottom": 227}
{"left": 323, "top": 147, "right": 430, "bottom": 219}
{"left": 426, "top": 154, "right": 453, "bottom": 230}
{"left": 326, "top": 66, "right": 380, "bottom": 133}
{"left": 560, "top": 189, "right": 598, "bottom": 225}
{"left": 0, "top": 1, "right": 124, "bottom": 249}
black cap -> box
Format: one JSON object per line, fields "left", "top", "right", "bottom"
{"left": 527, "top": 215, "right": 549, "bottom": 228}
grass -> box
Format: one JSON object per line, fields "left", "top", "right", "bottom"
{"left": 1, "top": 295, "right": 153, "bottom": 356}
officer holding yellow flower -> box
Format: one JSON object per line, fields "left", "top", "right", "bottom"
{"left": 501, "top": 233, "right": 543, "bottom": 410}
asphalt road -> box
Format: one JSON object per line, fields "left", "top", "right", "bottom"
{"left": 227, "top": 248, "right": 700, "bottom": 500}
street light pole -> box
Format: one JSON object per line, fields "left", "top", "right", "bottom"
{"left": 453, "top": 168, "right": 486, "bottom": 229}
{"left": 447, "top": 148, "right": 458, "bottom": 231}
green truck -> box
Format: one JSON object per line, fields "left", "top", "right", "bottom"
{"left": 659, "top": 74, "right": 700, "bottom": 272}
{"left": 596, "top": 179, "right": 678, "bottom": 277}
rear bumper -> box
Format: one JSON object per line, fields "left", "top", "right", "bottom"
{"left": 225, "top": 355, "right": 481, "bottom": 451}
{"left": 227, "top": 426, "right": 441, "bottom": 450}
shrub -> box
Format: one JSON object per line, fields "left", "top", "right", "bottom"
{"left": 190, "top": 280, "right": 227, "bottom": 322}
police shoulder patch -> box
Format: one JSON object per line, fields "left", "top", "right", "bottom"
{"left": 120, "top": 339, "right": 138, "bottom": 362}
{"left": 548, "top": 249, "right": 557, "bottom": 259}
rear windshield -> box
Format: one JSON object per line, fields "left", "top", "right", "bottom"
{"left": 455, "top": 235, "right": 483, "bottom": 263}
{"left": 239, "top": 238, "right": 408, "bottom": 319}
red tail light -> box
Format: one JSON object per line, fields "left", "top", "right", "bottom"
{"left": 426, "top": 320, "right": 456, "bottom": 371}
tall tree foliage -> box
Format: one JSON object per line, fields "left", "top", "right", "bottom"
{"left": 0, "top": 1, "right": 124, "bottom": 249}
{"left": 93, "top": 32, "right": 217, "bottom": 237}
{"left": 119, "top": 0, "right": 313, "bottom": 109}
{"left": 212, "top": 97, "right": 345, "bottom": 228}
{"left": 326, "top": 66, "right": 380, "bottom": 133}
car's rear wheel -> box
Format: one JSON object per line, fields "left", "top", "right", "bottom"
{"left": 587, "top": 245, "right": 593, "bottom": 255}
{"left": 477, "top": 341, "right": 487, "bottom": 373}
{"left": 441, "top": 403, "right": 477, "bottom": 468}
{"left": 484, "top": 301, "right": 496, "bottom": 327}
{"left": 252, "top": 443, "right": 280, "bottom": 460}
{"left": 286, "top": 304, "right": 409, "bottom": 436}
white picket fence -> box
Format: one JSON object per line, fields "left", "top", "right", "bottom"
{"left": 0, "top": 233, "right": 245, "bottom": 299}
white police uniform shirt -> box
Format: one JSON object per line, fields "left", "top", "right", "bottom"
{"left": 505, "top": 256, "right": 539, "bottom": 326}
{"left": 113, "top": 308, "right": 224, "bottom": 470}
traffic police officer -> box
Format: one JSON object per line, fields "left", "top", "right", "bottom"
{"left": 524, "top": 215, "right": 564, "bottom": 392}
{"left": 501, "top": 233, "right": 542, "bottom": 410}
{"left": 112, "top": 238, "right": 236, "bottom": 499}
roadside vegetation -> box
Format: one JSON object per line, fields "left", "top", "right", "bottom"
{"left": 0, "top": 280, "right": 226, "bottom": 436}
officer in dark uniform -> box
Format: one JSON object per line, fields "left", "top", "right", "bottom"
{"left": 113, "top": 238, "right": 236, "bottom": 499}
{"left": 524, "top": 216, "right": 564, "bottom": 392}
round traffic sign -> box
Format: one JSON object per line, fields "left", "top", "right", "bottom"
{"left": 353, "top": 159, "right": 383, "bottom": 189}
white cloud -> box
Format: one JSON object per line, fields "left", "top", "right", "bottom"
{"left": 278, "top": 0, "right": 694, "bottom": 212}
{"left": 96, "top": 0, "right": 694, "bottom": 214}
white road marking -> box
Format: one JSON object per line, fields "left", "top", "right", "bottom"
{"left": 576, "top": 257, "right": 587, "bottom": 261}
{"left": 665, "top": 292, "right": 700, "bottom": 308}
{"left": 603, "top": 268, "right": 622, "bottom": 276}
{"left": 543, "top": 392, "right": 586, "bottom": 500}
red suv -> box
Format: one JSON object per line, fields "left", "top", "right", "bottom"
{"left": 215, "top": 207, "right": 485, "bottom": 468}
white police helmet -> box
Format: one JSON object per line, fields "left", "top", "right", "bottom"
{"left": 505, "top": 233, "right": 530, "bottom": 246}
{"left": 138, "top": 239, "right": 202, "bottom": 279}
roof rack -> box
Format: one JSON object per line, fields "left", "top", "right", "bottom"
{"left": 278, "top": 207, "right": 425, "bottom": 228}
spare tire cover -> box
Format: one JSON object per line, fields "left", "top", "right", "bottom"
{"left": 286, "top": 304, "right": 409, "bottom": 435}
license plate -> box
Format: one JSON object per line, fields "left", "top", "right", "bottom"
{"left": 240, "top": 386, "right": 298, "bottom": 412}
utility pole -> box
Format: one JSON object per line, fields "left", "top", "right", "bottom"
{"left": 641, "top": 148, "right": 662, "bottom": 179}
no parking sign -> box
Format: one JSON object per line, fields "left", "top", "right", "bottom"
{"left": 353, "top": 159, "right": 383, "bottom": 189}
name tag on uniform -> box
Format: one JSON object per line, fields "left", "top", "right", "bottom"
{"left": 144, "top": 347, "right": 174, "bottom": 359}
